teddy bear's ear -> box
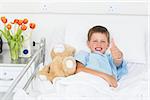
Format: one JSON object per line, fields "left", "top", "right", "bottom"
{"left": 53, "top": 44, "right": 65, "bottom": 53}
{"left": 51, "top": 44, "right": 65, "bottom": 59}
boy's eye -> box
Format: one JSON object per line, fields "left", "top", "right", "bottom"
{"left": 101, "top": 41, "right": 106, "bottom": 43}
{"left": 92, "top": 40, "right": 98, "bottom": 43}
{"left": 91, "top": 40, "right": 107, "bottom": 44}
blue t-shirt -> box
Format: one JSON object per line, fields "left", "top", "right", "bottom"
{"left": 75, "top": 51, "right": 128, "bottom": 80}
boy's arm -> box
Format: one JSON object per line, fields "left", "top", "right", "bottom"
{"left": 76, "top": 61, "right": 118, "bottom": 88}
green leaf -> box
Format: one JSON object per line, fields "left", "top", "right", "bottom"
{"left": 16, "top": 28, "right": 22, "bottom": 36}
{"left": 4, "top": 26, "right": 12, "bottom": 40}
{"left": 10, "top": 40, "right": 15, "bottom": 49}
{"left": 15, "top": 42, "right": 19, "bottom": 51}
{"left": 21, "top": 35, "right": 24, "bottom": 43}
{"left": 0, "top": 30, "right": 7, "bottom": 40}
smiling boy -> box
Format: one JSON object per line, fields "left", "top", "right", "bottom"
{"left": 75, "top": 26, "right": 128, "bottom": 88}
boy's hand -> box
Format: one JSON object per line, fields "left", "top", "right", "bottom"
{"left": 110, "top": 39, "right": 123, "bottom": 60}
{"left": 104, "top": 74, "right": 118, "bottom": 88}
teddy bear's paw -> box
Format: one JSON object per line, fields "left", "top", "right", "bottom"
{"left": 52, "top": 77, "right": 65, "bottom": 84}
{"left": 38, "top": 66, "right": 44, "bottom": 71}
{"left": 63, "top": 56, "right": 76, "bottom": 69}
{"left": 38, "top": 75, "right": 48, "bottom": 81}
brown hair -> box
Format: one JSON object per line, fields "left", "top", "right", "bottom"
{"left": 87, "top": 25, "right": 110, "bottom": 43}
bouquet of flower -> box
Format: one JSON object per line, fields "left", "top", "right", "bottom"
{"left": 0, "top": 16, "right": 36, "bottom": 60}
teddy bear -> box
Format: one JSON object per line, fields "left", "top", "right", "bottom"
{"left": 39, "top": 44, "right": 77, "bottom": 81}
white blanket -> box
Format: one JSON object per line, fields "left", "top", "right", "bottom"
{"left": 14, "top": 72, "right": 116, "bottom": 100}
{"left": 53, "top": 72, "right": 115, "bottom": 97}
{"left": 13, "top": 62, "right": 147, "bottom": 100}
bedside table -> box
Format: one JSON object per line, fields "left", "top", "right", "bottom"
{"left": 0, "top": 38, "right": 45, "bottom": 100}
{"left": 0, "top": 49, "right": 32, "bottom": 92}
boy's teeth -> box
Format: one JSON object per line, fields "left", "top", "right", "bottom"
{"left": 95, "top": 47, "right": 102, "bottom": 51}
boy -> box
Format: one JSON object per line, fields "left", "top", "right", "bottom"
{"left": 75, "top": 26, "right": 127, "bottom": 88}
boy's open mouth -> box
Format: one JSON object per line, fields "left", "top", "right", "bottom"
{"left": 95, "top": 47, "right": 102, "bottom": 51}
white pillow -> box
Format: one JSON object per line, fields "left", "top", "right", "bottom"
{"left": 65, "top": 23, "right": 91, "bottom": 53}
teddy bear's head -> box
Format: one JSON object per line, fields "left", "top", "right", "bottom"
{"left": 39, "top": 44, "right": 76, "bottom": 81}
{"left": 51, "top": 44, "right": 75, "bottom": 60}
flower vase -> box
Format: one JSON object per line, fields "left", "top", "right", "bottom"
{"left": 8, "top": 41, "right": 20, "bottom": 60}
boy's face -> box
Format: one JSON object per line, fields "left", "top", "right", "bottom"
{"left": 87, "top": 32, "right": 109, "bottom": 54}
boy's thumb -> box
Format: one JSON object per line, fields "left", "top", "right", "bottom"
{"left": 110, "top": 38, "right": 116, "bottom": 48}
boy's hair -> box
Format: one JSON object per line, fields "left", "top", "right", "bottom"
{"left": 87, "top": 25, "right": 110, "bottom": 43}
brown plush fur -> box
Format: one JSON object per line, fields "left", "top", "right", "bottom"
{"left": 39, "top": 44, "right": 76, "bottom": 81}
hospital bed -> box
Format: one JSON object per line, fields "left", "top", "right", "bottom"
{"left": 2, "top": 20, "right": 148, "bottom": 100}
{"left": 1, "top": 2, "right": 148, "bottom": 100}
{"left": 14, "top": 62, "right": 148, "bottom": 100}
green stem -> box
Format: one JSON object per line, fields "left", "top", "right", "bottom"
{"left": 8, "top": 42, "right": 19, "bottom": 60}
{"left": 0, "top": 30, "right": 7, "bottom": 40}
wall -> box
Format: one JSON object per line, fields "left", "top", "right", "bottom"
{"left": 0, "top": 1, "right": 148, "bottom": 64}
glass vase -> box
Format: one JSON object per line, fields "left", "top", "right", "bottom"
{"left": 8, "top": 41, "right": 20, "bottom": 60}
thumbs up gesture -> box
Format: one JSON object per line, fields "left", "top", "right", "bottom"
{"left": 110, "top": 39, "right": 123, "bottom": 65}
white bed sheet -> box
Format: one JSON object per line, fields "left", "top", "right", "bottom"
{"left": 13, "top": 62, "right": 148, "bottom": 100}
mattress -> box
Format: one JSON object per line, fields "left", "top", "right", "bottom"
{"left": 13, "top": 61, "right": 148, "bottom": 100}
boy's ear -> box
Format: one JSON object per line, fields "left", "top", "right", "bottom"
{"left": 107, "top": 43, "right": 110, "bottom": 48}
{"left": 106, "top": 42, "right": 110, "bottom": 50}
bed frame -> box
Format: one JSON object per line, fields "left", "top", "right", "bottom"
{"left": 2, "top": 38, "right": 46, "bottom": 100}
{"left": 2, "top": 37, "right": 147, "bottom": 100}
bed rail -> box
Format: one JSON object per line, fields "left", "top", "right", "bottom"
{"left": 23, "top": 38, "right": 46, "bottom": 91}
{"left": 2, "top": 38, "right": 46, "bottom": 100}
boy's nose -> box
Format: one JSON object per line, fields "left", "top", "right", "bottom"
{"left": 96, "top": 42, "right": 102, "bottom": 46}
